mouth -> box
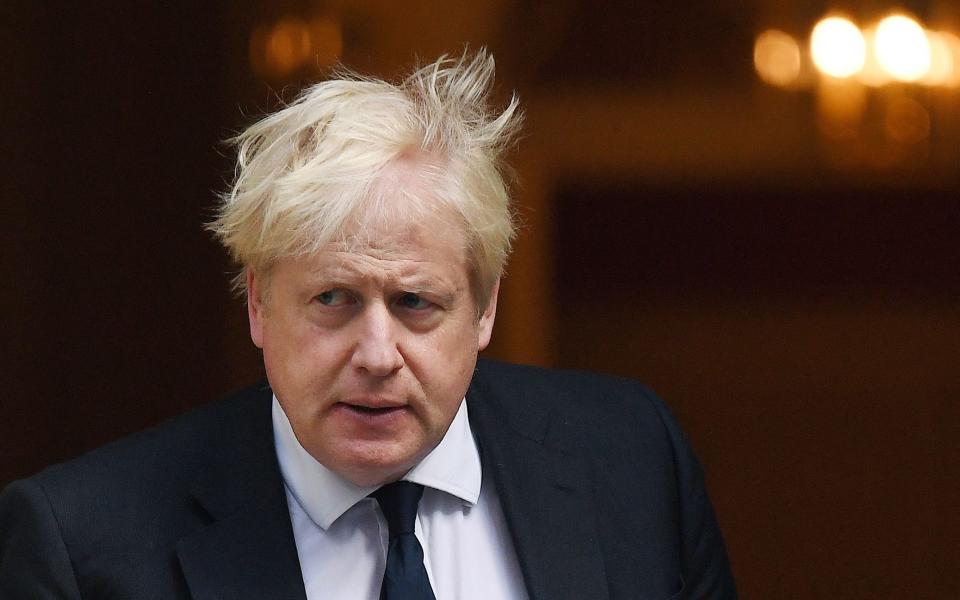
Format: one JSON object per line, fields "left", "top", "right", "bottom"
{"left": 335, "top": 398, "right": 410, "bottom": 422}
{"left": 341, "top": 404, "right": 405, "bottom": 416}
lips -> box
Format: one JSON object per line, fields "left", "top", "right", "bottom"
{"left": 339, "top": 396, "right": 406, "bottom": 410}
{"left": 335, "top": 397, "right": 409, "bottom": 422}
{"left": 343, "top": 404, "right": 404, "bottom": 415}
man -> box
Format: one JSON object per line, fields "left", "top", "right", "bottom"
{"left": 0, "top": 52, "right": 736, "bottom": 599}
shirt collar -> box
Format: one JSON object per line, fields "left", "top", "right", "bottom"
{"left": 272, "top": 395, "right": 482, "bottom": 530}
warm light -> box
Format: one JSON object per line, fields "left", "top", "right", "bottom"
{"left": 267, "top": 18, "right": 312, "bottom": 76}
{"left": 754, "top": 30, "right": 802, "bottom": 87}
{"left": 923, "top": 31, "right": 960, "bottom": 87}
{"left": 250, "top": 15, "right": 343, "bottom": 80}
{"left": 874, "top": 15, "right": 930, "bottom": 82}
{"left": 811, "top": 17, "right": 866, "bottom": 78}
{"left": 856, "top": 27, "right": 892, "bottom": 87}
{"left": 944, "top": 32, "right": 960, "bottom": 87}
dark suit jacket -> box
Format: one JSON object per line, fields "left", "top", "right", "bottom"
{"left": 0, "top": 360, "right": 736, "bottom": 599}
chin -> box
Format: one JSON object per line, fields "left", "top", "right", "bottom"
{"left": 341, "top": 462, "right": 411, "bottom": 487}
{"left": 334, "top": 443, "right": 420, "bottom": 486}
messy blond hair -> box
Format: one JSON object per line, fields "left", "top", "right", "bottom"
{"left": 209, "top": 50, "right": 522, "bottom": 312}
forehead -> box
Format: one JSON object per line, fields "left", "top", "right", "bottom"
{"left": 336, "top": 155, "right": 468, "bottom": 252}
{"left": 337, "top": 194, "right": 466, "bottom": 257}
{"left": 289, "top": 209, "right": 470, "bottom": 287}
{"left": 269, "top": 153, "right": 476, "bottom": 290}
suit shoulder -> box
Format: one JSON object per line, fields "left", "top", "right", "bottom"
{"left": 473, "top": 358, "right": 670, "bottom": 426}
{"left": 472, "top": 358, "right": 706, "bottom": 452}
{"left": 470, "top": 360, "right": 695, "bottom": 497}
{"left": 14, "top": 382, "right": 272, "bottom": 505}
{"left": 0, "top": 383, "right": 278, "bottom": 598}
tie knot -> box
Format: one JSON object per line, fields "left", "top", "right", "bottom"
{"left": 372, "top": 481, "right": 424, "bottom": 537}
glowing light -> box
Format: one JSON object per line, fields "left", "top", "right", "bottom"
{"left": 249, "top": 15, "right": 344, "bottom": 80}
{"left": 811, "top": 17, "right": 866, "bottom": 78}
{"left": 754, "top": 30, "right": 802, "bottom": 88}
{"left": 923, "top": 31, "right": 960, "bottom": 87}
{"left": 884, "top": 96, "right": 930, "bottom": 143}
{"left": 874, "top": 15, "right": 930, "bottom": 82}
{"left": 856, "top": 27, "right": 891, "bottom": 87}
{"left": 267, "top": 18, "right": 312, "bottom": 76}
{"left": 943, "top": 32, "right": 960, "bottom": 87}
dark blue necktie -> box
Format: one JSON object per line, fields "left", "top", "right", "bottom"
{"left": 373, "top": 481, "right": 437, "bottom": 600}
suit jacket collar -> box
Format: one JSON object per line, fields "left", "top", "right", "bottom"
{"left": 175, "top": 385, "right": 308, "bottom": 600}
{"left": 174, "top": 360, "right": 612, "bottom": 600}
{"left": 467, "top": 360, "right": 611, "bottom": 600}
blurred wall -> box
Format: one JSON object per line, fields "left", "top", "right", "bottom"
{"left": 2, "top": 0, "right": 260, "bottom": 482}
{"left": 2, "top": 1, "right": 958, "bottom": 597}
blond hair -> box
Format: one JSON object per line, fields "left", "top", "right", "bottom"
{"left": 209, "top": 50, "right": 522, "bottom": 312}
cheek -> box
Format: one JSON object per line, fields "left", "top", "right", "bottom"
{"left": 409, "top": 321, "right": 478, "bottom": 368}
{"left": 261, "top": 319, "right": 301, "bottom": 370}
{"left": 261, "top": 318, "right": 336, "bottom": 389}
{"left": 412, "top": 323, "right": 480, "bottom": 396}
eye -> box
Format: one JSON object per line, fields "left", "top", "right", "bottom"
{"left": 315, "top": 289, "right": 353, "bottom": 307}
{"left": 397, "top": 292, "right": 431, "bottom": 311}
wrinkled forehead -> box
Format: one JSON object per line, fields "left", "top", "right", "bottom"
{"left": 331, "top": 216, "right": 454, "bottom": 256}
{"left": 332, "top": 154, "right": 469, "bottom": 257}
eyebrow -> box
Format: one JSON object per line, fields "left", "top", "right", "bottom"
{"left": 303, "top": 265, "right": 461, "bottom": 306}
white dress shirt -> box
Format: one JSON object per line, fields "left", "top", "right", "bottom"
{"left": 272, "top": 396, "right": 529, "bottom": 600}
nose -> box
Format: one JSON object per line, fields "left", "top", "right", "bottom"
{"left": 350, "top": 302, "right": 404, "bottom": 377}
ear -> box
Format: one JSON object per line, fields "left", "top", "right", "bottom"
{"left": 247, "top": 269, "right": 265, "bottom": 349}
{"left": 477, "top": 279, "right": 500, "bottom": 351}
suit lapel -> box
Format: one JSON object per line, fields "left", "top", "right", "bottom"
{"left": 468, "top": 367, "right": 611, "bottom": 600}
{"left": 175, "top": 387, "right": 307, "bottom": 600}
{"left": 176, "top": 506, "right": 307, "bottom": 600}
{"left": 172, "top": 368, "right": 612, "bottom": 600}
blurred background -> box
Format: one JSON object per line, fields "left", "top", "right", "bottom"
{"left": 2, "top": 0, "right": 958, "bottom": 597}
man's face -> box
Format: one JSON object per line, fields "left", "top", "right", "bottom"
{"left": 247, "top": 204, "right": 497, "bottom": 487}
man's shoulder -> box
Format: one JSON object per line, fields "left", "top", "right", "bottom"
{"left": 10, "top": 382, "right": 274, "bottom": 508}
{"left": 473, "top": 358, "right": 668, "bottom": 414}
{"left": 0, "top": 383, "right": 281, "bottom": 598}
{"left": 471, "top": 358, "right": 677, "bottom": 441}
